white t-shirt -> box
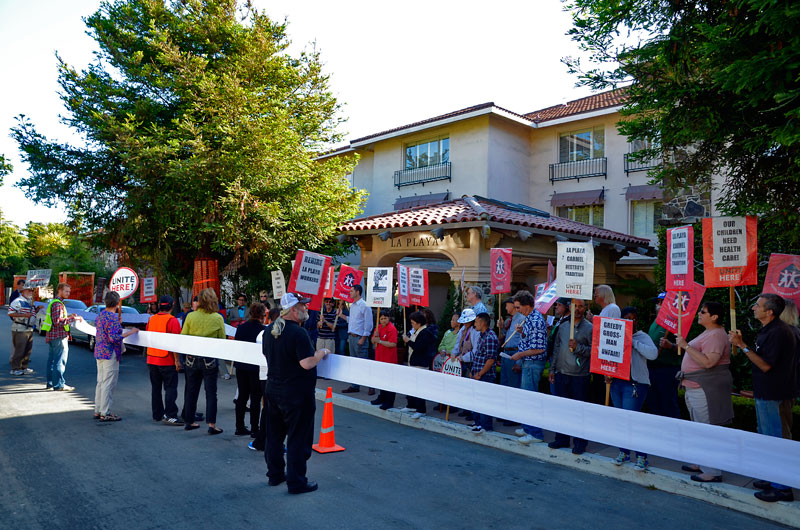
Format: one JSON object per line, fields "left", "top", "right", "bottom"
{"left": 599, "top": 303, "right": 621, "bottom": 319}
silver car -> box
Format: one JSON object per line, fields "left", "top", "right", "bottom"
{"left": 71, "top": 304, "right": 142, "bottom": 351}
{"left": 35, "top": 299, "right": 88, "bottom": 336}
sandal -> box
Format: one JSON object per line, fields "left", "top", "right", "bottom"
{"left": 99, "top": 414, "right": 122, "bottom": 422}
{"left": 93, "top": 413, "right": 101, "bottom": 420}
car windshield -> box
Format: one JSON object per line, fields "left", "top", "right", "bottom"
{"left": 63, "top": 300, "right": 87, "bottom": 310}
{"left": 121, "top": 306, "right": 138, "bottom": 314}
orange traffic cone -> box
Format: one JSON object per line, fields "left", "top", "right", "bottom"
{"left": 312, "top": 387, "right": 345, "bottom": 454}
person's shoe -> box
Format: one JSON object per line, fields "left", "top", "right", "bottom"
{"left": 208, "top": 426, "right": 224, "bottom": 435}
{"left": 46, "top": 384, "right": 53, "bottom": 390}
{"left": 514, "top": 428, "right": 526, "bottom": 437}
{"left": 23, "top": 368, "right": 34, "bottom": 374}
{"left": 410, "top": 412, "right": 424, "bottom": 419}
{"left": 690, "top": 474, "right": 722, "bottom": 483}
{"left": 234, "top": 428, "right": 251, "bottom": 436}
{"left": 572, "top": 446, "right": 586, "bottom": 455}
{"left": 548, "top": 441, "right": 569, "bottom": 450}
{"left": 370, "top": 398, "right": 382, "bottom": 406}
{"left": 11, "top": 370, "right": 24, "bottom": 376}
{"left": 267, "top": 476, "right": 286, "bottom": 486}
{"left": 753, "top": 479, "right": 772, "bottom": 490}
{"left": 367, "top": 388, "right": 375, "bottom": 396}
{"left": 379, "top": 404, "right": 392, "bottom": 410}
{"left": 634, "top": 456, "right": 648, "bottom": 471}
{"left": 471, "top": 426, "right": 485, "bottom": 434}
{"left": 614, "top": 451, "right": 630, "bottom": 466}
{"left": 341, "top": 387, "right": 359, "bottom": 394}
{"left": 288, "top": 481, "right": 318, "bottom": 494}
{"left": 398, "top": 407, "right": 415, "bottom": 413}
{"left": 248, "top": 441, "right": 257, "bottom": 451}
{"left": 222, "top": 373, "right": 231, "bottom": 380}
{"left": 54, "top": 385, "right": 75, "bottom": 391}
{"left": 184, "top": 424, "right": 200, "bottom": 431}
{"left": 163, "top": 417, "right": 184, "bottom": 426}
{"left": 518, "top": 434, "right": 543, "bottom": 445}
{"left": 681, "top": 464, "right": 701, "bottom": 473}
{"left": 754, "top": 488, "right": 794, "bottom": 503}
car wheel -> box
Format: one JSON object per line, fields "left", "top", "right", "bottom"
{"left": 88, "top": 336, "right": 96, "bottom": 351}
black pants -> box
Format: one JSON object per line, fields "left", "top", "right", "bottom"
{"left": 406, "top": 395, "right": 426, "bottom": 413}
{"left": 149, "top": 364, "right": 179, "bottom": 420}
{"left": 184, "top": 364, "right": 218, "bottom": 424}
{"left": 553, "top": 373, "right": 590, "bottom": 451}
{"left": 264, "top": 393, "right": 316, "bottom": 490}
{"left": 377, "top": 390, "right": 395, "bottom": 408}
{"left": 235, "top": 369, "right": 263, "bottom": 431}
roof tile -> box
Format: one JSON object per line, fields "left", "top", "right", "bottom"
{"left": 524, "top": 88, "right": 628, "bottom": 123}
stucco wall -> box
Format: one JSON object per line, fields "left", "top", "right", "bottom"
{"left": 487, "top": 115, "right": 531, "bottom": 206}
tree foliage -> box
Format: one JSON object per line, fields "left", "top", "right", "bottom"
{"left": 564, "top": 0, "right": 800, "bottom": 239}
{"left": 11, "top": 0, "right": 364, "bottom": 287}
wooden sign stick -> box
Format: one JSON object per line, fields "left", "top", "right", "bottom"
{"left": 730, "top": 286, "right": 738, "bottom": 355}
{"left": 569, "top": 303, "right": 576, "bottom": 352}
{"left": 605, "top": 381, "right": 611, "bottom": 407}
{"left": 501, "top": 329, "right": 518, "bottom": 348}
{"left": 677, "top": 292, "right": 683, "bottom": 356}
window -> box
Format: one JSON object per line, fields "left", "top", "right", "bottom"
{"left": 559, "top": 126, "right": 604, "bottom": 162}
{"left": 631, "top": 200, "right": 662, "bottom": 239}
{"left": 405, "top": 137, "right": 449, "bottom": 169}
{"left": 557, "top": 204, "right": 604, "bottom": 228}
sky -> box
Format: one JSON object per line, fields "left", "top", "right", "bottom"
{"left": 0, "top": 0, "right": 595, "bottom": 229}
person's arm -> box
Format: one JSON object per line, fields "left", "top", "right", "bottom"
{"left": 632, "top": 331, "right": 659, "bottom": 361}
{"left": 729, "top": 329, "right": 774, "bottom": 372}
{"left": 299, "top": 348, "right": 329, "bottom": 370}
{"left": 360, "top": 305, "right": 373, "bottom": 344}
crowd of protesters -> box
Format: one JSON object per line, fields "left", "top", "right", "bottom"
{"left": 6, "top": 280, "right": 798, "bottom": 502}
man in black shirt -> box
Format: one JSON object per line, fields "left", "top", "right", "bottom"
{"left": 263, "top": 293, "right": 330, "bottom": 494}
{"left": 730, "top": 293, "right": 797, "bottom": 503}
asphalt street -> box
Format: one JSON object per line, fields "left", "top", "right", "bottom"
{"left": 0, "top": 321, "right": 792, "bottom": 530}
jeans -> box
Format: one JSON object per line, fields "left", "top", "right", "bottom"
{"left": 646, "top": 364, "right": 681, "bottom": 419}
{"left": 149, "top": 364, "right": 179, "bottom": 420}
{"left": 346, "top": 335, "right": 369, "bottom": 390}
{"left": 610, "top": 379, "right": 649, "bottom": 458}
{"left": 552, "top": 373, "right": 590, "bottom": 451}
{"left": 500, "top": 354, "right": 521, "bottom": 388}
{"left": 520, "top": 360, "right": 546, "bottom": 439}
{"left": 184, "top": 364, "right": 218, "bottom": 424}
{"left": 755, "top": 398, "right": 791, "bottom": 490}
{"left": 47, "top": 338, "right": 69, "bottom": 389}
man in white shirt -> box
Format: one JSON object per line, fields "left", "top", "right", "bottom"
{"left": 340, "top": 284, "right": 373, "bottom": 393}
{"left": 594, "top": 284, "right": 620, "bottom": 319}
{"left": 466, "top": 286, "right": 488, "bottom": 316}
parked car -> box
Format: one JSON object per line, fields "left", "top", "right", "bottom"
{"left": 35, "top": 299, "right": 88, "bottom": 336}
{"left": 71, "top": 304, "right": 142, "bottom": 351}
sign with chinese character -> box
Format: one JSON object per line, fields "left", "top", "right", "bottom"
{"left": 109, "top": 267, "right": 139, "bottom": 300}
{"left": 490, "top": 248, "right": 512, "bottom": 294}
{"left": 655, "top": 282, "right": 707, "bottom": 338}
{"left": 408, "top": 267, "right": 429, "bottom": 306}
{"left": 397, "top": 264, "right": 410, "bottom": 307}
{"left": 140, "top": 277, "right": 157, "bottom": 303}
{"left": 666, "top": 226, "right": 694, "bottom": 291}
{"left": 556, "top": 242, "right": 594, "bottom": 299}
{"left": 333, "top": 265, "right": 364, "bottom": 302}
{"left": 534, "top": 281, "right": 559, "bottom": 314}
{"left": 702, "top": 216, "right": 757, "bottom": 287}
{"left": 762, "top": 254, "right": 800, "bottom": 307}
{"left": 271, "top": 270, "right": 286, "bottom": 299}
{"left": 366, "top": 267, "right": 393, "bottom": 308}
{"left": 590, "top": 317, "right": 632, "bottom": 380}
{"left": 287, "top": 250, "right": 332, "bottom": 311}
{"left": 25, "top": 269, "right": 52, "bottom": 288}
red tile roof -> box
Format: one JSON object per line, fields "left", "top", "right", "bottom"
{"left": 524, "top": 88, "right": 628, "bottom": 123}
{"left": 340, "top": 195, "right": 651, "bottom": 247}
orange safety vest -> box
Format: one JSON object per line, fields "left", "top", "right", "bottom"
{"left": 146, "top": 313, "right": 175, "bottom": 358}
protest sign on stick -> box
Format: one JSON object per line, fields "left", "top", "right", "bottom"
{"left": 490, "top": 248, "right": 512, "bottom": 294}
{"left": 287, "top": 250, "right": 332, "bottom": 311}
{"left": 408, "top": 267, "right": 429, "bottom": 306}
{"left": 366, "top": 267, "right": 393, "bottom": 308}
{"left": 440, "top": 356, "right": 462, "bottom": 421}
{"left": 590, "top": 317, "right": 633, "bottom": 405}
{"left": 271, "top": 270, "right": 286, "bottom": 299}
{"left": 557, "top": 242, "right": 595, "bottom": 349}
{"left": 534, "top": 281, "right": 558, "bottom": 314}
{"left": 655, "top": 282, "right": 707, "bottom": 342}
{"left": 140, "top": 277, "right": 157, "bottom": 304}
{"left": 762, "top": 254, "right": 800, "bottom": 307}
{"left": 333, "top": 265, "right": 364, "bottom": 302}
{"left": 666, "top": 226, "right": 693, "bottom": 292}
{"left": 397, "top": 264, "right": 410, "bottom": 307}
{"left": 109, "top": 267, "right": 139, "bottom": 300}
{"left": 25, "top": 269, "right": 52, "bottom": 288}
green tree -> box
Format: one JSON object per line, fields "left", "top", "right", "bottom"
{"left": 564, "top": 0, "right": 800, "bottom": 240}
{"left": 0, "top": 214, "right": 27, "bottom": 284}
{"left": 11, "top": 0, "right": 364, "bottom": 289}
{"left": 0, "top": 154, "right": 12, "bottom": 186}
{"left": 25, "top": 222, "right": 70, "bottom": 259}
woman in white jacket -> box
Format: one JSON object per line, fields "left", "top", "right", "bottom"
{"left": 610, "top": 306, "right": 658, "bottom": 471}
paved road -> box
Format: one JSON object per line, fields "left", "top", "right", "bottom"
{"left": 0, "top": 322, "right": 791, "bottom": 530}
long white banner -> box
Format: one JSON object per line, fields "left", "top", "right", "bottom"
{"left": 73, "top": 320, "right": 800, "bottom": 488}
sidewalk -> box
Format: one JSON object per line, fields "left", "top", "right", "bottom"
{"left": 315, "top": 380, "right": 800, "bottom": 528}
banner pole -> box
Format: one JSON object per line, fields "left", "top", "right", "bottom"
{"left": 569, "top": 302, "right": 576, "bottom": 352}
{"left": 445, "top": 405, "right": 450, "bottom": 422}
{"left": 677, "top": 292, "right": 683, "bottom": 356}
{"left": 605, "top": 381, "right": 611, "bottom": 407}
{"left": 403, "top": 306, "right": 407, "bottom": 337}
{"left": 498, "top": 295, "right": 502, "bottom": 334}
{"left": 730, "top": 286, "right": 738, "bottom": 355}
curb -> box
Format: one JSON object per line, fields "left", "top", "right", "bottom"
{"left": 316, "top": 389, "right": 800, "bottom": 528}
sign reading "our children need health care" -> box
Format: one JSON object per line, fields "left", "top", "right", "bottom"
{"left": 702, "top": 216, "right": 757, "bottom": 288}
{"left": 556, "top": 242, "right": 594, "bottom": 300}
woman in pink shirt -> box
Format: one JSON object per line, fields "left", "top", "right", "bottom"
{"left": 672, "top": 301, "right": 733, "bottom": 483}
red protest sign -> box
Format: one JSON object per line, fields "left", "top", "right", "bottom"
{"left": 666, "top": 226, "right": 694, "bottom": 291}
{"left": 762, "top": 253, "right": 800, "bottom": 307}
{"left": 490, "top": 248, "right": 512, "bottom": 294}
{"left": 408, "top": 267, "right": 429, "bottom": 306}
{"left": 655, "top": 282, "right": 707, "bottom": 338}
{"left": 702, "top": 216, "right": 757, "bottom": 288}
{"left": 590, "top": 317, "right": 632, "bottom": 381}
{"left": 333, "top": 264, "right": 364, "bottom": 302}
{"left": 287, "top": 250, "right": 332, "bottom": 311}
{"left": 139, "top": 276, "right": 158, "bottom": 304}
{"left": 397, "top": 264, "right": 410, "bottom": 307}
{"left": 534, "top": 281, "right": 558, "bottom": 314}
{"left": 323, "top": 266, "right": 335, "bottom": 298}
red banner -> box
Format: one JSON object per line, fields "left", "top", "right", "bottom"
{"left": 666, "top": 226, "right": 694, "bottom": 291}
{"left": 590, "top": 317, "right": 632, "bottom": 381}
{"left": 762, "top": 253, "right": 800, "bottom": 307}
{"left": 534, "top": 281, "right": 558, "bottom": 314}
{"left": 655, "top": 282, "right": 707, "bottom": 338}
{"left": 287, "top": 250, "right": 332, "bottom": 311}
{"left": 702, "top": 216, "right": 757, "bottom": 288}
{"left": 490, "top": 248, "right": 512, "bottom": 294}
{"left": 333, "top": 264, "right": 364, "bottom": 303}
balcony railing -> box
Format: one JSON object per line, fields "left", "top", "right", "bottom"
{"left": 394, "top": 161, "right": 451, "bottom": 188}
{"left": 624, "top": 153, "right": 661, "bottom": 174}
{"left": 549, "top": 157, "right": 607, "bottom": 183}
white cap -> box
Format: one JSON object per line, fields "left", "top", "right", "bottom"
{"left": 457, "top": 308, "right": 477, "bottom": 324}
{"left": 280, "top": 292, "right": 312, "bottom": 310}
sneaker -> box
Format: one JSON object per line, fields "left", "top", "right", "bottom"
{"left": 471, "top": 426, "right": 485, "bottom": 434}
{"left": 54, "top": 385, "right": 75, "bottom": 391}
{"left": 410, "top": 412, "right": 424, "bottom": 419}
{"left": 248, "top": 441, "right": 257, "bottom": 451}
{"left": 222, "top": 373, "right": 231, "bottom": 380}
{"left": 514, "top": 428, "right": 526, "bottom": 437}
{"left": 518, "top": 434, "right": 543, "bottom": 445}
{"left": 614, "top": 451, "right": 630, "bottom": 466}
{"left": 23, "top": 368, "right": 34, "bottom": 374}
{"left": 634, "top": 456, "right": 648, "bottom": 471}
{"left": 398, "top": 407, "right": 415, "bottom": 413}
{"left": 11, "top": 370, "right": 24, "bottom": 376}
{"left": 163, "top": 417, "right": 184, "bottom": 426}
{"left": 755, "top": 488, "right": 794, "bottom": 503}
